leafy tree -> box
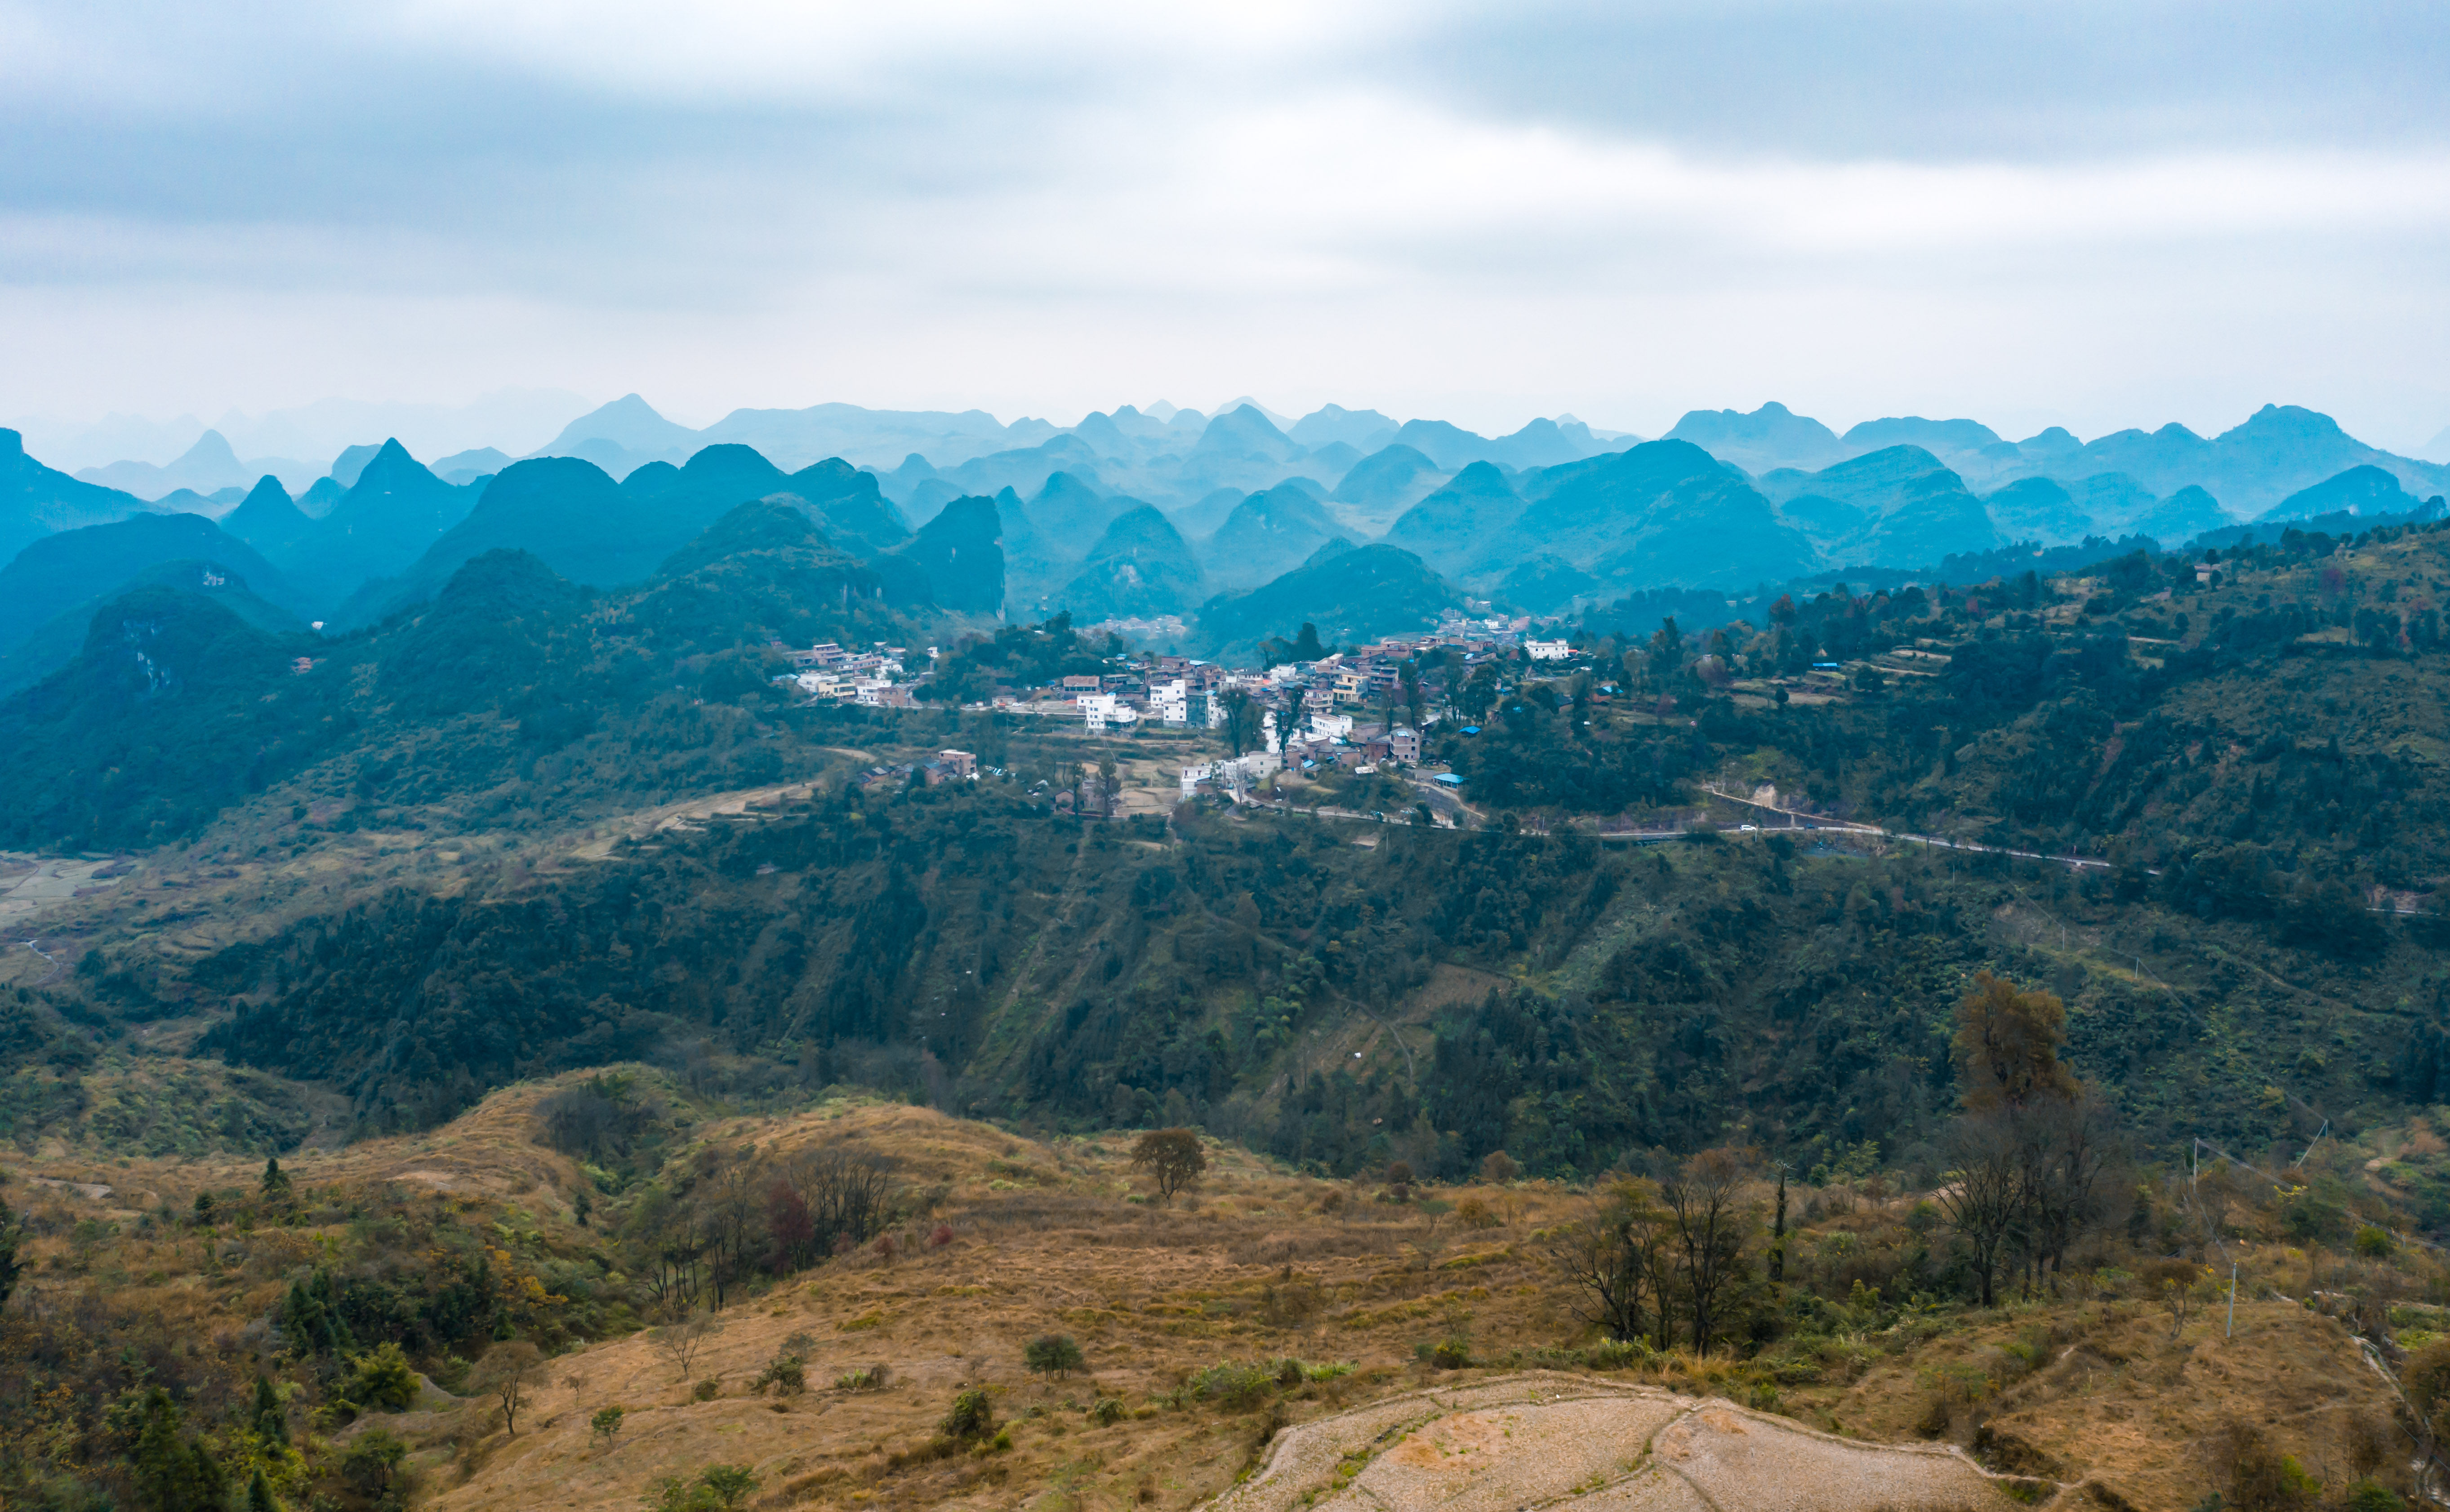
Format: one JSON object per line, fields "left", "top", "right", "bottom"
{"left": 591, "top": 1405, "right": 626, "bottom": 1447}
{"left": 1023, "top": 1334, "right": 1085, "bottom": 1379}
{"left": 1220, "top": 688, "right": 1255, "bottom": 757}
{"left": 132, "top": 1389, "right": 227, "bottom": 1512}
{"left": 337, "top": 1428, "right": 408, "bottom": 1511}
{"left": 1129, "top": 1129, "right": 1207, "bottom": 1201}
{"left": 1953, "top": 973, "right": 2080, "bottom": 1110}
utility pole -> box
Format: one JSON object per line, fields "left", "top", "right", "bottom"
{"left": 2227, "top": 1262, "right": 2237, "bottom": 1339}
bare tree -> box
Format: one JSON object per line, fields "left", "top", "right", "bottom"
{"left": 1937, "top": 1111, "right": 2028, "bottom": 1309}
{"left": 472, "top": 1341, "right": 543, "bottom": 1436}
{"left": 627, "top": 1187, "right": 706, "bottom": 1314}
{"left": 2020, "top": 1091, "right": 2120, "bottom": 1294}
{"left": 704, "top": 1165, "right": 760, "bottom": 1311}
{"left": 1546, "top": 1181, "right": 1673, "bottom": 1347}
{"left": 1657, "top": 1148, "right": 1754, "bottom": 1354}
{"left": 784, "top": 1147, "right": 895, "bottom": 1256}
{"left": 649, "top": 1307, "right": 716, "bottom": 1383}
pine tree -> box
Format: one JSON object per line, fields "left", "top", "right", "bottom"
{"left": 245, "top": 1465, "right": 280, "bottom": 1512}
{"left": 253, "top": 1376, "right": 288, "bottom": 1445}
{"left": 132, "top": 1388, "right": 228, "bottom": 1512}
{"left": 260, "top": 1156, "right": 292, "bottom": 1199}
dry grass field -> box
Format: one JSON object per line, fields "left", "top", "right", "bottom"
{"left": 2, "top": 1079, "right": 2414, "bottom": 1512}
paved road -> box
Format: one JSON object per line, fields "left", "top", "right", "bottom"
{"left": 1701, "top": 785, "right": 2111, "bottom": 870}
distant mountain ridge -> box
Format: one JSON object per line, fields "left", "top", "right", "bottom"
{"left": 14, "top": 399, "right": 2447, "bottom": 635}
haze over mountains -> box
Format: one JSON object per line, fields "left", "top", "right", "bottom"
{"left": 2, "top": 393, "right": 2444, "bottom": 696}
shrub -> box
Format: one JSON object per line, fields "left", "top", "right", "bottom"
{"left": 1417, "top": 1338, "right": 1471, "bottom": 1370}
{"left": 942, "top": 1388, "right": 996, "bottom": 1440}
{"left": 2343, "top": 1480, "right": 2407, "bottom": 1512}
{"left": 2217, "top": 1423, "right": 2321, "bottom": 1511}
{"left": 692, "top": 1379, "right": 721, "bottom": 1402}
{"left": 836, "top": 1365, "right": 889, "bottom": 1391}
{"left": 1261, "top": 1273, "right": 1323, "bottom": 1325}
{"left": 2405, "top": 1342, "right": 2450, "bottom": 1429}
{"left": 2355, "top": 1225, "right": 2395, "bottom": 1258}
{"left": 1479, "top": 1151, "right": 1520, "bottom": 1183}
{"left": 1024, "top": 1334, "right": 1086, "bottom": 1379}
{"left": 1181, "top": 1361, "right": 1278, "bottom": 1409}
{"left": 591, "top": 1406, "right": 625, "bottom": 1446}
{"left": 1455, "top": 1196, "right": 1498, "bottom": 1230}
{"left": 929, "top": 1223, "right": 955, "bottom": 1248}
{"left": 345, "top": 1342, "right": 420, "bottom": 1413}
{"left": 753, "top": 1353, "right": 806, "bottom": 1396}
{"left": 644, "top": 1464, "right": 760, "bottom": 1512}
{"left": 1088, "top": 1397, "right": 1125, "bottom": 1425}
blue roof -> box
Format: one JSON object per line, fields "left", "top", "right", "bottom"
{"left": 1460, "top": 725, "right": 1481, "bottom": 734}
{"left": 1433, "top": 773, "right": 1463, "bottom": 786}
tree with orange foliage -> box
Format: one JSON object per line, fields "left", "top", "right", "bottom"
{"left": 1951, "top": 971, "right": 2080, "bottom": 1111}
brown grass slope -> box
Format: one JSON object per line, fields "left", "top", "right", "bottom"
{"left": 8, "top": 1082, "right": 2409, "bottom": 1512}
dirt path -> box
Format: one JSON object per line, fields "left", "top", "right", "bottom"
{"left": 1210, "top": 1372, "right": 2029, "bottom": 1512}
{"left": 567, "top": 782, "right": 823, "bottom": 859}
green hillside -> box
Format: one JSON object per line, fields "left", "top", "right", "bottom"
{"left": 1196, "top": 542, "right": 1461, "bottom": 658}
{"left": 0, "top": 511, "right": 307, "bottom": 653}
{"left": 0, "top": 427, "right": 152, "bottom": 562}
{"left": 171, "top": 511, "right": 2450, "bottom": 1170}
{"left": 1200, "top": 482, "right": 1346, "bottom": 590}
{"left": 1058, "top": 503, "right": 1205, "bottom": 620}
{"left": 0, "top": 503, "right": 924, "bottom": 851}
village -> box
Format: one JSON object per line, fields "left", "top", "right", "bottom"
{"left": 776, "top": 605, "right": 1601, "bottom": 809}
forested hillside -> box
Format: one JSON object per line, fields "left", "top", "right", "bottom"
{"left": 0, "top": 502, "right": 921, "bottom": 850}
{"left": 0, "top": 515, "right": 2430, "bottom": 1214}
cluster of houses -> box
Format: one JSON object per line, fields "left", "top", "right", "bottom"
{"left": 767, "top": 610, "right": 1570, "bottom": 792}
{"left": 782, "top": 641, "right": 916, "bottom": 707}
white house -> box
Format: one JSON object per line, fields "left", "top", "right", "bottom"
{"left": 1525, "top": 639, "right": 1573, "bottom": 661}
{"left": 1081, "top": 693, "right": 1139, "bottom": 731}
{"left": 1149, "top": 679, "right": 1189, "bottom": 725}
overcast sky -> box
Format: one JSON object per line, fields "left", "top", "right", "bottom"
{"left": 5, "top": 0, "right": 2447, "bottom": 450}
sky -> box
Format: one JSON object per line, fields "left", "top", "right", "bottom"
{"left": 5, "top": 0, "right": 2448, "bottom": 456}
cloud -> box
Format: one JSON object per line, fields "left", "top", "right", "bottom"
{"left": 0, "top": 0, "right": 2444, "bottom": 445}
